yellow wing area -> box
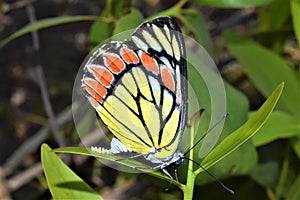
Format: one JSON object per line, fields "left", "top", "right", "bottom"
{"left": 97, "top": 67, "right": 181, "bottom": 158}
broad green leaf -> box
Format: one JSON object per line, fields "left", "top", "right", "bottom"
{"left": 224, "top": 31, "right": 299, "bottom": 117}
{"left": 181, "top": 12, "right": 213, "bottom": 57}
{"left": 88, "top": 0, "right": 126, "bottom": 48}
{"left": 182, "top": 48, "right": 248, "bottom": 162}
{"left": 41, "top": 144, "right": 102, "bottom": 200}
{"left": 196, "top": 140, "right": 258, "bottom": 185}
{"left": 113, "top": 8, "right": 144, "bottom": 35}
{"left": 257, "top": 0, "right": 291, "bottom": 31}
{"left": 287, "top": 174, "right": 300, "bottom": 200}
{"left": 197, "top": 82, "right": 284, "bottom": 174}
{"left": 221, "top": 83, "right": 249, "bottom": 133}
{"left": 291, "top": 0, "right": 300, "bottom": 45}
{"left": 179, "top": 78, "right": 252, "bottom": 185}
{"left": 291, "top": 137, "right": 300, "bottom": 159}
{"left": 0, "top": 15, "right": 98, "bottom": 48}
{"left": 268, "top": 0, "right": 290, "bottom": 30}
{"left": 189, "top": 82, "right": 253, "bottom": 184}
{"left": 251, "top": 110, "right": 300, "bottom": 146}
{"left": 53, "top": 147, "right": 184, "bottom": 188}
{"left": 191, "top": 0, "right": 274, "bottom": 8}
{"left": 89, "top": 20, "right": 113, "bottom": 49}
{"left": 250, "top": 162, "right": 279, "bottom": 188}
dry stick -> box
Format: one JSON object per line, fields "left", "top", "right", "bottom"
{"left": 3, "top": 104, "right": 75, "bottom": 193}
{"left": 3, "top": 105, "right": 73, "bottom": 175}
{"left": 26, "top": 4, "right": 65, "bottom": 147}
{"left": 2, "top": 0, "right": 37, "bottom": 13}
{"left": 6, "top": 163, "right": 43, "bottom": 192}
{"left": 0, "top": 168, "right": 12, "bottom": 200}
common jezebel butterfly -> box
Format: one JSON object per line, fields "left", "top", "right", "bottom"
{"left": 81, "top": 16, "right": 188, "bottom": 180}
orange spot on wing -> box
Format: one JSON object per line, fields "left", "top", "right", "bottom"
{"left": 90, "top": 98, "right": 101, "bottom": 109}
{"left": 90, "top": 65, "right": 113, "bottom": 87}
{"left": 103, "top": 54, "right": 125, "bottom": 73}
{"left": 83, "top": 86, "right": 103, "bottom": 103}
{"left": 121, "top": 47, "right": 139, "bottom": 64}
{"left": 84, "top": 79, "right": 107, "bottom": 100}
{"left": 140, "top": 51, "right": 159, "bottom": 74}
{"left": 161, "top": 66, "right": 175, "bottom": 91}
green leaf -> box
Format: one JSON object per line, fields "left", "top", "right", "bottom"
{"left": 257, "top": 0, "right": 291, "bottom": 31}
{"left": 224, "top": 31, "right": 299, "bottom": 117}
{"left": 0, "top": 15, "right": 98, "bottom": 48}
{"left": 189, "top": 82, "right": 253, "bottom": 183}
{"left": 41, "top": 144, "right": 102, "bottom": 200}
{"left": 291, "top": 0, "right": 300, "bottom": 45}
{"left": 191, "top": 0, "right": 274, "bottom": 8}
{"left": 196, "top": 82, "right": 284, "bottom": 174}
{"left": 291, "top": 137, "right": 300, "bottom": 159}
{"left": 287, "top": 174, "right": 300, "bottom": 200}
{"left": 197, "top": 140, "right": 258, "bottom": 184}
{"left": 182, "top": 49, "right": 249, "bottom": 162}
{"left": 89, "top": 20, "right": 113, "bottom": 49}
{"left": 113, "top": 8, "right": 144, "bottom": 35}
{"left": 181, "top": 11, "right": 213, "bottom": 57}
{"left": 53, "top": 147, "right": 184, "bottom": 188}
{"left": 88, "top": 0, "right": 125, "bottom": 48}
{"left": 250, "top": 162, "right": 279, "bottom": 188}
{"left": 251, "top": 111, "right": 300, "bottom": 146}
{"left": 268, "top": 0, "right": 290, "bottom": 30}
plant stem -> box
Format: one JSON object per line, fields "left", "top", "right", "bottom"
{"left": 183, "top": 122, "right": 196, "bottom": 200}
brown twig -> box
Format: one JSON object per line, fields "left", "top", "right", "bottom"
{"left": 2, "top": 0, "right": 37, "bottom": 13}
{"left": 3, "top": 105, "right": 73, "bottom": 175}
{"left": 0, "top": 168, "right": 12, "bottom": 200}
{"left": 6, "top": 163, "right": 43, "bottom": 192}
{"left": 26, "top": 4, "right": 65, "bottom": 148}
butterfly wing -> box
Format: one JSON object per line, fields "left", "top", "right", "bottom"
{"left": 81, "top": 16, "right": 187, "bottom": 163}
{"left": 131, "top": 16, "right": 188, "bottom": 160}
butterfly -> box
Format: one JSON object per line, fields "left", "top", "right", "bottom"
{"left": 81, "top": 16, "right": 188, "bottom": 181}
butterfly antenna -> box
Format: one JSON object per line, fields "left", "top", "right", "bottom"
{"left": 184, "top": 112, "right": 229, "bottom": 156}
{"left": 184, "top": 157, "right": 234, "bottom": 194}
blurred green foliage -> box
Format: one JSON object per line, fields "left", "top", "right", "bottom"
{"left": 2, "top": 0, "right": 299, "bottom": 199}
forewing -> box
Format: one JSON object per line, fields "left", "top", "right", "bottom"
{"left": 131, "top": 16, "right": 188, "bottom": 159}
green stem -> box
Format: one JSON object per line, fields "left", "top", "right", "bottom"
{"left": 276, "top": 153, "right": 289, "bottom": 198}
{"left": 183, "top": 123, "right": 196, "bottom": 200}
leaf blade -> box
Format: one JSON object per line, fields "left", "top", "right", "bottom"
{"left": 224, "top": 31, "right": 299, "bottom": 117}
{"left": 197, "top": 82, "right": 284, "bottom": 174}
{"left": 291, "top": 0, "right": 300, "bottom": 45}
{"left": 0, "top": 15, "right": 98, "bottom": 48}
{"left": 41, "top": 144, "right": 102, "bottom": 200}
{"left": 191, "top": 0, "right": 273, "bottom": 8}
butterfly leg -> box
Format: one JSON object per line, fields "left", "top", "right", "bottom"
{"left": 162, "top": 168, "right": 175, "bottom": 191}
{"left": 174, "top": 167, "right": 179, "bottom": 182}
